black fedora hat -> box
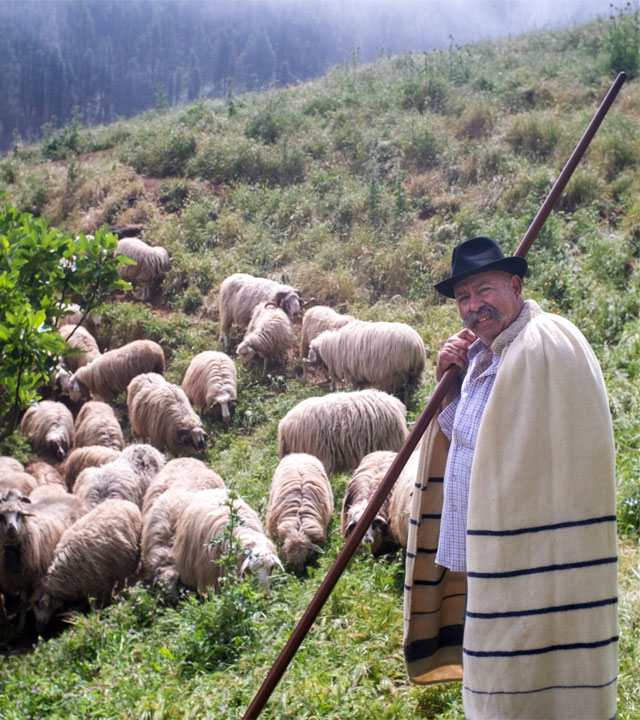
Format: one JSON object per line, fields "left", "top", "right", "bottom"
{"left": 434, "top": 236, "right": 528, "bottom": 298}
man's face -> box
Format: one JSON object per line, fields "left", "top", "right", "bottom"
{"left": 453, "top": 270, "right": 523, "bottom": 346}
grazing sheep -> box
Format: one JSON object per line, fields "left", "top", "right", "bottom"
{"left": 66, "top": 339, "right": 165, "bottom": 402}
{"left": 388, "top": 451, "right": 421, "bottom": 550}
{"left": 58, "top": 324, "right": 101, "bottom": 371}
{"left": 0, "top": 457, "right": 24, "bottom": 474}
{"left": 141, "top": 457, "right": 226, "bottom": 516}
{"left": 181, "top": 351, "right": 237, "bottom": 422}
{"left": 58, "top": 303, "right": 101, "bottom": 336}
{"left": 341, "top": 451, "right": 396, "bottom": 554}
{"left": 20, "top": 401, "right": 74, "bottom": 461}
{"left": 340, "top": 450, "right": 419, "bottom": 554}
{"left": 62, "top": 446, "right": 121, "bottom": 492}
{"left": 300, "top": 305, "right": 355, "bottom": 358}
{"left": 24, "top": 460, "right": 65, "bottom": 488}
{"left": 173, "top": 488, "right": 283, "bottom": 593}
{"left": 278, "top": 389, "right": 408, "bottom": 475}
{"left": 128, "top": 373, "right": 207, "bottom": 456}
{"left": 266, "top": 454, "right": 334, "bottom": 574}
{"left": 73, "top": 401, "right": 124, "bottom": 451}
{"left": 31, "top": 499, "right": 142, "bottom": 629}
{"left": 73, "top": 443, "right": 165, "bottom": 509}
{"left": 0, "top": 493, "right": 89, "bottom": 629}
{"left": 305, "top": 320, "right": 426, "bottom": 400}
{"left": 116, "top": 237, "right": 170, "bottom": 302}
{"left": 236, "top": 301, "right": 295, "bottom": 375}
{"left": 218, "top": 272, "right": 303, "bottom": 348}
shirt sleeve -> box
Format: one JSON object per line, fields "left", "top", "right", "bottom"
{"left": 437, "top": 396, "right": 460, "bottom": 440}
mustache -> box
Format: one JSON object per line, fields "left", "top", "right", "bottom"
{"left": 463, "top": 304, "right": 504, "bottom": 331}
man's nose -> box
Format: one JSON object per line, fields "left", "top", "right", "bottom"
{"left": 467, "top": 293, "right": 485, "bottom": 311}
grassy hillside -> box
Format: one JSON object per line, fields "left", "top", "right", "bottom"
{"left": 1, "top": 12, "right": 639, "bottom": 720}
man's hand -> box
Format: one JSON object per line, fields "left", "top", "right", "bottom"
{"left": 436, "top": 328, "right": 476, "bottom": 381}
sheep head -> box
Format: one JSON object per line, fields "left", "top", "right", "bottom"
{"left": 30, "top": 590, "right": 64, "bottom": 632}
{"left": 282, "top": 531, "right": 324, "bottom": 576}
{"left": 46, "top": 429, "right": 70, "bottom": 461}
{"left": 67, "top": 375, "right": 91, "bottom": 402}
{"left": 275, "top": 290, "right": 302, "bottom": 323}
{"left": 236, "top": 341, "right": 257, "bottom": 365}
{"left": 177, "top": 424, "right": 207, "bottom": 454}
{"left": 212, "top": 393, "right": 235, "bottom": 423}
{"left": 344, "top": 504, "right": 388, "bottom": 555}
{"left": 239, "top": 550, "right": 284, "bottom": 589}
{"left": 0, "top": 501, "right": 34, "bottom": 547}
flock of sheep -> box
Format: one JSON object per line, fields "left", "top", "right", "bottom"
{"left": 0, "top": 236, "right": 427, "bottom": 636}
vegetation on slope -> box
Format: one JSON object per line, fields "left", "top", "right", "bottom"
{"left": 0, "top": 11, "right": 639, "bottom": 719}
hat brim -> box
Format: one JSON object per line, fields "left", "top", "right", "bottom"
{"left": 434, "top": 256, "right": 528, "bottom": 299}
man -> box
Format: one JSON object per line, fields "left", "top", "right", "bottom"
{"left": 403, "top": 236, "right": 618, "bottom": 719}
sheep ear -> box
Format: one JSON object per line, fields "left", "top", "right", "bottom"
{"left": 240, "top": 556, "right": 251, "bottom": 575}
{"left": 273, "top": 290, "right": 288, "bottom": 306}
{"left": 274, "top": 556, "right": 284, "bottom": 571}
{"left": 345, "top": 519, "right": 357, "bottom": 536}
{"left": 310, "top": 543, "right": 324, "bottom": 556}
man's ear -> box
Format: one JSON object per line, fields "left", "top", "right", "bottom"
{"left": 510, "top": 274, "right": 523, "bottom": 295}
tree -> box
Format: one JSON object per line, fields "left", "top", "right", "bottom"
{"left": 0, "top": 201, "right": 132, "bottom": 438}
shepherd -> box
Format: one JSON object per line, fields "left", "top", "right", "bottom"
{"left": 404, "top": 235, "right": 618, "bottom": 719}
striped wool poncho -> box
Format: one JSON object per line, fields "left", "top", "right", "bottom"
{"left": 404, "top": 301, "right": 618, "bottom": 719}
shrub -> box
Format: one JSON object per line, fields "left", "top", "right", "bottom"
{"left": 159, "top": 180, "right": 190, "bottom": 213}
{"left": 604, "top": 2, "right": 640, "bottom": 79}
{"left": 402, "top": 127, "right": 440, "bottom": 171}
{"left": 123, "top": 126, "right": 197, "bottom": 177}
{"left": 505, "top": 113, "right": 560, "bottom": 160}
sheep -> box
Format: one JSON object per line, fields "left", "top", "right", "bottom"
{"left": 73, "top": 400, "right": 124, "bottom": 451}
{"left": 300, "top": 305, "right": 355, "bottom": 359}
{"left": 58, "top": 324, "right": 101, "bottom": 371}
{"left": 62, "top": 445, "right": 121, "bottom": 491}
{"left": 24, "top": 460, "right": 65, "bottom": 488}
{"left": 29, "top": 483, "right": 68, "bottom": 503}
{"left": 73, "top": 443, "right": 165, "bottom": 509}
{"left": 0, "top": 457, "right": 25, "bottom": 473}
{"left": 31, "top": 499, "right": 142, "bottom": 630}
{"left": 278, "top": 389, "right": 408, "bottom": 475}
{"left": 305, "top": 320, "right": 426, "bottom": 401}
{"left": 181, "top": 351, "right": 237, "bottom": 422}
{"left": 115, "top": 237, "right": 170, "bottom": 302}
{"left": 236, "top": 301, "right": 295, "bottom": 375}
{"left": 141, "top": 457, "right": 226, "bottom": 516}
{"left": 58, "top": 303, "right": 101, "bottom": 336}
{"left": 19, "top": 401, "right": 74, "bottom": 461}
{"left": 173, "top": 488, "right": 283, "bottom": 593}
{"left": 0, "top": 471, "right": 39, "bottom": 499}
{"left": 266, "top": 454, "right": 334, "bottom": 575}
{"left": 128, "top": 373, "right": 207, "bottom": 456}
{"left": 218, "top": 272, "right": 303, "bottom": 348}
{"left": 65, "top": 339, "right": 165, "bottom": 402}
{"left": 341, "top": 451, "right": 396, "bottom": 554}
{"left": 0, "top": 492, "right": 89, "bottom": 630}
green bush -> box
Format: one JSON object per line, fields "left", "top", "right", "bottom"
{"left": 123, "top": 126, "right": 197, "bottom": 177}
{"left": 505, "top": 113, "right": 560, "bottom": 160}
{"left": 604, "top": 2, "right": 640, "bottom": 78}
{"left": 159, "top": 180, "right": 190, "bottom": 213}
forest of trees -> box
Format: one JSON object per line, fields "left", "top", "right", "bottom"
{"left": 0, "top": 0, "right": 610, "bottom": 152}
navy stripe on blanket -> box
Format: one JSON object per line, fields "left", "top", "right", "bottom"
{"left": 466, "top": 596, "right": 618, "bottom": 619}
{"left": 467, "top": 515, "right": 616, "bottom": 537}
{"left": 467, "top": 556, "right": 617, "bottom": 579}
{"left": 463, "top": 635, "right": 618, "bottom": 658}
{"left": 406, "top": 546, "right": 436, "bottom": 559}
{"left": 412, "top": 568, "right": 446, "bottom": 586}
{"left": 404, "top": 624, "right": 464, "bottom": 662}
{"left": 464, "top": 675, "right": 617, "bottom": 696}
{"left": 422, "top": 513, "right": 442, "bottom": 520}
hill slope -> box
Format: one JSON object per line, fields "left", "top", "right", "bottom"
{"left": 1, "top": 15, "right": 639, "bottom": 720}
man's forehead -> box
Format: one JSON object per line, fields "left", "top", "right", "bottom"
{"left": 453, "top": 270, "right": 513, "bottom": 296}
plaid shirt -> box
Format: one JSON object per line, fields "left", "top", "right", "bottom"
{"left": 435, "top": 339, "right": 499, "bottom": 572}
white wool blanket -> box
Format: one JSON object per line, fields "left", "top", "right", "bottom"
{"left": 404, "top": 302, "right": 618, "bottom": 719}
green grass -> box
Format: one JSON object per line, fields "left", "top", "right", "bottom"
{"left": 1, "top": 11, "right": 640, "bottom": 719}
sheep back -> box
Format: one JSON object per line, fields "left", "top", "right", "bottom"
{"left": 300, "top": 306, "right": 355, "bottom": 358}
{"left": 59, "top": 324, "right": 101, "bottom": 371}
{"left": 63, "top": 445, "right": 121, "bottom": 491}
{"left": 236, "top": 302, "right": 295, "bottom": 367}
{"left": 181, "top": 351, "right": 237, "bottom": 421}
{"left": 278, "top": 389, "right": 408, "bottom": 475}
{"left": 116, "top": 238, "right": 170, "bottom": 301}
{"left": 19, "top": 401, "right": 74, "bottom": 460}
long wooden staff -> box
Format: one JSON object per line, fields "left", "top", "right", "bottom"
{"left": 243, "top": 71, "right": 627, "bottom": 720}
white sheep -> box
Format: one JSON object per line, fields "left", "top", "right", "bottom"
{"left": 181, "top": 351, "right": 237, "bottom": 422}
{"left": 305, "top": 320, "right": 426, "bottom": 400}
{"left": 341, "top": 451, "right": 396, "bottom": 554}
{"left": 0, "top": 493, "right": 89, "bottom": 630}
{"left": 300, "top": 305, "right": 355, "bottom": 358}
{"left": 278, "top": 389, "right": 408, "bottom": 475}
{"left": 173, "top": 488, "right": 283, "bottom": 593}
{"left": 19, "top": 401, "right": 74, "bottom": 461}
{"left": 31, "top": 499, "right": 142, "bottom": 629}
{"left": 0, "top": 471, "right": 39, "bottom": 499}
{"left": 141, "top": 457, "right": 226, "bottom": 516}
{"left": 218, "top": 272, "right": 302, "bottom": 348}
{"left": 73, "top": 443, "right": 165, "bottom": 509}
{"left": 62, "top": 445, "right": 121, "bottom": 491}
{"left": 58, "top": 303, "right": 101, "bottom": 336}
{"left": 73, "top": 400, "right": 124, "bottom": 451}
{"left": 24, "top": 459, "right": 66, "bottom": 489}
{"left": 340, "top": 449, "right": 420, "bottom": 554}
{"left": 266, "top": 454, "right": 334, "bottom": 574}
{"left": 0, "top": 457, "right": 24, "bottom": 473}
{"left": 236, "top": 301, "right": 295, "bottom": 375}
{"left": 58, "top": 324, "right": 101, "bottom": 371}
{"left": 128, "top": 373, "right": 207, "bottom": 456}
{"left": 65, "top": 339, "right": 165, "bottom": 403}
{"left": 116, "top": 237, "right": 170, "bottom": 302}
